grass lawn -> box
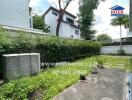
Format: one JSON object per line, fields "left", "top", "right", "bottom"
{"left": 0, "top": 55, "right": 131, "bottom": 100}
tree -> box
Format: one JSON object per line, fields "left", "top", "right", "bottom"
{"left": 33, "top": 15, "right": 49, "bottom": 32}
{"left": 111, "top": 14, "right": 129, "bottom": 50}
{"left": 123, "top": 15, "right": 129, "bottom": 29}
{"left": 78, "top": 0, "right": 105, "bottom": 40}
{"left": 81, "top": 29, "right": 96, "bottom": 40}
{"left": 56, "top": 0, "right": 73, "bottom": 36}
{"left": 96, "top": 34, "right": 112, "bottom": 43}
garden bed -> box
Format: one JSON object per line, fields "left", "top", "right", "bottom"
{"left": 0, "top": 55, "right": 131, "bottom": 100}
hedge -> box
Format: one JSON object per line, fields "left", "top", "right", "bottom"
{"left": 0, "top": 29, "right": 101, "bottom": 76}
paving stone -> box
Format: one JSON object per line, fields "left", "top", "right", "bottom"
{"left": 53, "top": 68, "right": 126, "bottom": 100}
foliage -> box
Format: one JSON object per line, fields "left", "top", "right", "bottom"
{"left": 0, "top": 28, "right": 101, "bottom": 75}
{"left": 94, "top": 56, "right": 105, "bottom": 68}
{"left": 0, "top": 27, "right": 13, "bottom": 78}
{"left": 0, "top": 55, "right": 131, "bottom": 99}
{"left": 111, "top": 14, "right": 129, "bottom": 50}
{"left": 96, "top": 56, "right": 104, "bottom": 65}
{"left": 111, "top": 14, "right": 129, "bottom": 27}
{"left": 96, "top": 34, "right": 112, "bottom": 43}
{"left": 78, "top": 0, "right": 105, "bottom": 40}
{"left": 124, "top": 15, "right": 129, "bottom": 29}
{"left": 100, "top": 56, "right": 130, "bottom": 71}
{"left": 35, "top": 36, "right": 101, "bottom": 62}
{"left": 117, "top": 49, "right": 126, "bottom": 55}
{"left": 33, "top": 15, "right": 49, "bottom": 32}
{"left": 0, "top": 57, "right": 93, "bottom": 100}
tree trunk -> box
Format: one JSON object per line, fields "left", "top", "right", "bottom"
{"left": 56, "top": 0, "right": 72, "bottom": 36}
{"left": 56, "top": 10, "right": 64, "bottom": 37}
{"left": 120, "top": 25, "right": 123, "bottom": 50}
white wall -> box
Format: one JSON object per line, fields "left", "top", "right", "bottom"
{"left": 0, "top": 0, "right": 32, "bottom": 29}
{"left": 59, "top": 22, "right": 80, "bottom": 39}
{"left": 44, "top": 10, "right": 57, "bottom": 36}
{"left": 70, "top": 25, "right": 80, "bottom": 39}
{"left": 60, "top": 22, "right": 70, "bottom": 38}
{"left": 101, "top": 45, "right": 132, "bottom": 54}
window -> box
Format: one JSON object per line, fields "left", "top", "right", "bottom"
{"left": 66, "top": 17, "right": 74, "bottom": 24}
{"left": 52, "top": 12, "right": 57, "bottom": 16}
{"left": 75, "top": 30, "right": 79, "bottom": 35}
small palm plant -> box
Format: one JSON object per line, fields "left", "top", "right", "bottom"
{"left": 96, "top": 56, "right": 104, "bottom": 69}
{"left": 91, "top": 61, "right": 98, "bottom": 74}
{"left": 111, "top": 14, "right": 129, "bottom": 51}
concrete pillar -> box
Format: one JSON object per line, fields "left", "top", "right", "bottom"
{"left": 130, "top": 0, "right": 132, "bottom": 32}
{"left": 130, "top": 73, "right": 132, "bottom": 100}
{"left": 3, "top": 53, "right": 40, "bottom": 82}
{"left": 128, "top": 0, "right": 132, "bottom": 37}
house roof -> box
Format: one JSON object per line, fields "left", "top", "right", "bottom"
{"left": 110, "top": 5, "right": 125, "bottom": 10}
{"left": 43, "top": 6, "right": 77, "bottom": 18}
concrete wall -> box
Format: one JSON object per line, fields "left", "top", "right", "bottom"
{"left": 101, "top": 45, "right": 132, "bottom": 54}
{"left": 3, "top": 53, "right": 40, "bottom": 82}
{"left": 60, "top": 22, "right": 80, "bottom": 39}
{"left": 0, "top": 0, "right": 32, "bottom": 29}
{"left": 44, "top": 9, "right": 80, "bottom": 39}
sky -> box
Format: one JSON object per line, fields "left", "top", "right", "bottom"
{"left": 29, "top": 0, "right": 129, "bottom": 39}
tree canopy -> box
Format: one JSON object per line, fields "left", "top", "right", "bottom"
{"left": 33, "top": 15, "right": 49, "bottom": 32}
{"left": 96, "top": 34, "right": 112, "bottom": 43}
{"left": 111, "top": 14, "right": 129, "bottom": 50}
{"left": 78, "top": 0, "right": 105, "bottom": 40}
{"left": 111, "top": 14, "right": 129, "bottom": 28}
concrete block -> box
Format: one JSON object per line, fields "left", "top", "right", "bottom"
{"left": 3, "top": 53, "right": 40, "bottom": 82}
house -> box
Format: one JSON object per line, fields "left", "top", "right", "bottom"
{"left": 0, "top": 0, "right": 33, "bottom": 29}
{"left": 43, "top": 6, "right": 81, "bottom": 39}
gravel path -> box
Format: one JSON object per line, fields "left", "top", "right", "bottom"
{"left": 53, "top": 68, "right": 126, "bottom": 100}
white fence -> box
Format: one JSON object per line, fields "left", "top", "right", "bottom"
{"left": 2, "top": 25, "right": 49, "bottom": 35}
{"left": 101, "top": 45, "right": 132, "bottom": 55}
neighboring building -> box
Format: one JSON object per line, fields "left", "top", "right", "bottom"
{"left": 0, "top": 0, "right": 33, "bottom": 29}
{"left": 43, "top": 6, "right": 80, "bottom": 39}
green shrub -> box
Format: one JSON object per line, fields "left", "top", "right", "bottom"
{"left": 0, "top": 28, "right": 101, "bottom": 75}
{"left": 35, "top": 37, "right": 101, "bottom": 62}
{"left": 95, "top": 56, "right": 105, "bottom": 68}
{"left": 0, "top": 55, "right": 130, "bottom": 100}
{"left": 117, "top": 49, "right": 126, "bottom": 55}
{"left": 0, "top": 57, "right": 93, "bottom": 100}
{"left": 0, "top": 30, "right": 101, "bottom": 62}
